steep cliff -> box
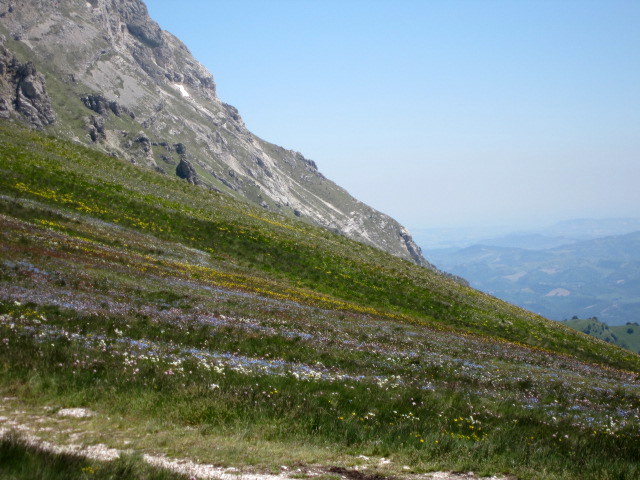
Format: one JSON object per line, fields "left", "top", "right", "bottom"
{"left": 0, "top": 0, "right": 431, "bottom": 267}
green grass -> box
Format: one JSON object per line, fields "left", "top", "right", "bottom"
{"left": 563, "top": 318, "right": 640, "bottom": 355}
{"left": 1, "top": 120, "right": 640, "bottom": 480}
{"left": 0, "top": 122, "right": 637, "bottom": 370}
{"left": 611, "top": 324, "right": 640, "bottom": 354}
{"left": 0, "top": 435, "right": 184, "bottom": 480}
{"left": 562, "top": 317, "right": 621, "bottom": 345}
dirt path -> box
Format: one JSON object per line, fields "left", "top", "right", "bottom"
{"left": 0, "top": 398, "right": 509, "bottom": 480}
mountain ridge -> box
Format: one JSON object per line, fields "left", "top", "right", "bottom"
{"left": 0, "top": 0, "right": 430, "bottom": 267}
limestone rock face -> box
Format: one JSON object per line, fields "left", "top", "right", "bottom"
{"left": 81, "top": 93, "right": 133, "bottom": 118}
{"left": 0, "top": 44, "right": 55, "bottom": 128}
{"left": 88, "top": 115, "right": 106, "bottom": 142}
{"left": 0, "top": 0, "right": 433, "bottom": 267}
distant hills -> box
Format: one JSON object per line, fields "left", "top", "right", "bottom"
{"left": 542, "top": 218, "right": 640, "bottom": 240}
{"left": 412, "top": 217, "right": 640, "bottom": 251}
{"left": 425, "top": 227, "right": 640, "bottom": 326}
{"left": 469, "top": 232, "right": 578, "bottom": 250}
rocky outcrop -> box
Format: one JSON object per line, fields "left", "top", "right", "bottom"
{"left": 133, "top": 131, "right": 157, "bottom": 165}
{"left": 81, "top": 94, "right": 133, "bottom": 118}
{"left": 94, "top": 0, "right": 217, "bottom": 101}
{"left": 173, "top": 142, "right": 199, "bottom": 184}
{"left": 176, "top": 157, "right": 199, "bottom": 185}
{"left": 88, "top": 115, "right": 106, "bottom": 142}
{"left": 0, "top": 45, "right": 54, "bottom": 128}
{"left": 174, "top": 143, "right": 186, "bottom": 155}
{"left": 399, "top": 227, "right": 432, "bottom": 268}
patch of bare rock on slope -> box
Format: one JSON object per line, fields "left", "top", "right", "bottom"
{"left": 0, "top": 43, "right": 55, "bottom": 127}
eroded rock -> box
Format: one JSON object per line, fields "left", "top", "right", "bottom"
{"left": 88, "top": 115, "right": 106, "bottom": 142}
{"left": 0, "top": 45, "right": 55, "bottom": 128}
{"left": 81, "top": 94, "right": 134, "bottom": 118}
{"left": 176, "top": 157, "right": 199, "bottom": 185}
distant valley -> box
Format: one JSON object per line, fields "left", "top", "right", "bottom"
{"left": 422, "top": 219, "right": 640, "bottom": 326}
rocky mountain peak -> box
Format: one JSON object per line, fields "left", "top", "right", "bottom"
{"left": 93, "top": 0, "right": 217, "bottom": 100}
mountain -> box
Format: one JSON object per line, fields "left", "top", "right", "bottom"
{"left": 408, "top": 225, "right": 519, "bottom": 250}
{"left": 478, "top": 218, "right": 640, "bottom": 251}
{"left": 0, "top": 0, "right": 429, "bottom": 267}
{"left": 1, "top": 123, "right": 640, "bottom": 480}
{"left": 563, "top": 317, "right": 640, "bottom": 354}
{"left": 426, "top": 231, "right": 640, "bottom": 325}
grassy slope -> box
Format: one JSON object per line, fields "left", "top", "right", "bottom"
{"left": 563, "top": 318, "right": 640, "bottom": 355}
{"left": 611, "top": 324, "right": 640, "bottom": 354}
{"left": 561, "top": 318, "right": 621, "bottom": 345}
{"left": 0, "top": 121, "right": 639, "bottom": 480}
{"left": 0, "top": 123, "right": 637, "bottom": 371}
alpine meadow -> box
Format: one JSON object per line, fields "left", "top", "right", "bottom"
{"left": 0, "top": 1, "right": 639, "bottom": 479}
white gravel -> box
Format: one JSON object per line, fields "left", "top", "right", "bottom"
{"left": 144, "top": 454, "right": 289, "bottom": 480}
{"left": 57, "top": 408, "right": 96, "bottom": 418}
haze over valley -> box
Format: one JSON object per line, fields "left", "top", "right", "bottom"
{"left": 421, "top": 218, "right": 640, "bottom": 327}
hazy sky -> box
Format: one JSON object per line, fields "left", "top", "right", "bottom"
{"left": 145, "top": 0, "right": 640, "bottom": 230}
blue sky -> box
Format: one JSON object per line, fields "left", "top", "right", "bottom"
{"left": 145, "top": 0, "right": 640, "bottom": 230}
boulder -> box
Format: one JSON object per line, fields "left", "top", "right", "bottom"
{"left": 176, "top": 157, "right": 199, "bottom": 185}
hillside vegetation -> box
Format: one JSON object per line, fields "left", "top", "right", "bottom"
{"left": 1, "top": 122, "right": 639, "bottom": 480}
{"left": 564, "top": 317, "right": 640, "bottom": 354}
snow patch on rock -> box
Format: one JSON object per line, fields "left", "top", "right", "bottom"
{"left": 173, "top": 83, "right": 190, "bottom": 98}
